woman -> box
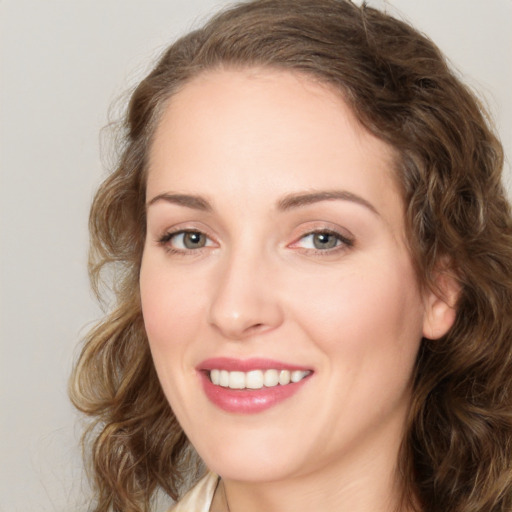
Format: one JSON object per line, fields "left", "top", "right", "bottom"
{"left": 70, "top": 1, "right": 512, "bottom": 511}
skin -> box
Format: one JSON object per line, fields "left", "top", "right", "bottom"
{"left": 140, "top": 68, "right": 455, "bottom": 512}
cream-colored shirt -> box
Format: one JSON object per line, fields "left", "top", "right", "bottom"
{"left": 167, "top": 472, "right": 219, "bottom": 512}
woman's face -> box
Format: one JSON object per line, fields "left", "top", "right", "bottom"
{"left": 140, "top": 69, "right": 443, "bottom": 484}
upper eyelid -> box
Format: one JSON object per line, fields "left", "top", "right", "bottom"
{"left": 159, "top": 227, "right": 214, "bottom": 242}
{"left": 291, "top": 230, "right": 354, "bottom": 247}
{"left": 290, "top": 224, "right": 355, "bottom": 243}
{"left": 153, "top": 222, "right": 354, "bottom": 248}
{"left": 155, "top": 222, "right": 214, "bottom": 238}
{"left": 157, "top": 229, "right": 217, "bottom": 255}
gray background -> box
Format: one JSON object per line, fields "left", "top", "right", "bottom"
{"left": 1, "top": 1, "right": 511, "bottom": 510}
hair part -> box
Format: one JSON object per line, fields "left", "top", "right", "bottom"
{"left": 70, "top": 1, "right": 512, "bottom": 511}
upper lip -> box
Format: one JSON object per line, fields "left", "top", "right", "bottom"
{"left": 197, "top": 357, "right": 312, "bottom": 372}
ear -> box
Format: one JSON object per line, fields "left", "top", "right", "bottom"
{"left": 422, "top": 267, "right": 459, "bottom": 340}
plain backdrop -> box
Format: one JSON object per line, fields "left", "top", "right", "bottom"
{"left": 1, "top": 1, "right": 511, "bottom": 510}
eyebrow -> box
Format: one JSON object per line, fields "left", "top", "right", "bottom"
{"left": 277, "top": 190, "right": 379, "bottom": 215}
{"left": 146, "top": 189, "right": 379, "bottom": 215}
{"left": 146, "top": 193, "right": 212, "bottom": 212}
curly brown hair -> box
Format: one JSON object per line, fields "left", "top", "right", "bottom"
{"left": 69, "top": 1, "right": 512, "bottom": 511}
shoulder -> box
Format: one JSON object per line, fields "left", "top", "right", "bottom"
{"left": 166, "top": 472, "right": 219, "bottom": 512}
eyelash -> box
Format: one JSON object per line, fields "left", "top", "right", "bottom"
{"left": 292, "top": 229, "right": 354, "bottom": 254}
{"left": 157, "top": 229, "right": 215, "bottom": 255}
{"left": 157, "top": 228, "right": 354, "bottom": 256}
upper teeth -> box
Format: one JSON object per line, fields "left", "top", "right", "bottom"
{"left": 209, "top": 369, "right": 311, "bottom": 390}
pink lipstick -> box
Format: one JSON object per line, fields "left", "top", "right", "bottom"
{"left": 197, "top": 358, "right": 312, "bottom": 414}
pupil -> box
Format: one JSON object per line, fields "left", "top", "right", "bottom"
{"left": 184, "top": 232, "right": 205, "bottom": 249}
{"left": 313, "top": 233, "right": 336, "bottom": 249}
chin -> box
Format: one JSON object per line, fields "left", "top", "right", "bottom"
{"left": 192, "top": 428, "right": 308, "bottom": 483}
{"left": 207, "top": 455, "right": 299, "bottom": 483}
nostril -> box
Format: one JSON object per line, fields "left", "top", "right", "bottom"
{"left": 207, "top": 279, "right": 285, "bottom": 339}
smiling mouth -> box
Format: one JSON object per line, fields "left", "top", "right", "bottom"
{"left": 199, "top": 359, "right": 313, "bottom": 413}
{"left": 208, "top": 369, "right": 312, "bottom": 390}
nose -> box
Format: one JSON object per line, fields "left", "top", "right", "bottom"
{"left": 207, "top": 249, "right": 284, "bottom": 340}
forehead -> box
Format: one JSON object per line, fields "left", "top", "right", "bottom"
{"left": 146, "top": 68, "right": 403, "bottom": 225}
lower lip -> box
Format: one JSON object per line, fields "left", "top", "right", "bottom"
{"left": 199, "top": 372, "right": 310, "bottom": 414}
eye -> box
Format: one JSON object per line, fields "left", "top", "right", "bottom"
{"left": 159, "top": 230, "right": 214, "bottom": 251}
{"left": 294, "top": 230, "right": 353, "bottom": 251}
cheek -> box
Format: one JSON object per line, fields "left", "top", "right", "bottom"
{"left": 290, "top": 258, "right": 424, "bottom": 376}
{"left": 295, "top": 264, "right": 424, "bottom": 437}
{"left": 139, "top": 256, "right": 200, "bottom": 364}
{"left": 139, "top": 256, "right": 207, "bottom": 416}
{"left": 140, "top": 277, "right": 173, "bottom": 351}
